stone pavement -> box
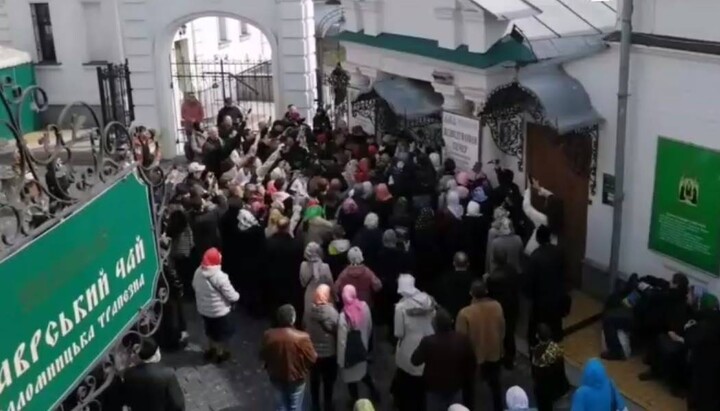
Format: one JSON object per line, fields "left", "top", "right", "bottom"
{"left": 162, "top": 302, "right": 569, "bottom": 411}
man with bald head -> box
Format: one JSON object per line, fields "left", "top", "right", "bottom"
{"left": 434, "top": 251, "right": 477, "bottom": 320}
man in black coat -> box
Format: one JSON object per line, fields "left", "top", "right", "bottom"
{"left": 434, "top": 252, "right": 476, "bottom": 321}
{"left": 216, "top": 97, "right": 243, "bottom": 127}
{"left": 525, "top": 226, "right": 566, "bottom": 347}
{"left": 265, "top": 218, "right": 305, "bottom": 319}
{"left": 122, "top": 338, "right": 185, "bottom": 411}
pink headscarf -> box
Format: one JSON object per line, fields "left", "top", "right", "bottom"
{"left": 342, "top": 198, "right": 359, "bottom": 214}
{"left": 342, "top": 285, "right": 364, "bottom": 329}
{"left": 456, "top": 171, "right": 470, "bottom": 187}
{"left": 375, "top": 183, "right": 392, "bottom": 202}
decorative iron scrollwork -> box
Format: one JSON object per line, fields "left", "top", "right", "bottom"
{"left": 484, "top": 113, "right": 525, "bottom": 172}
{"left": 0, "top": 76, "right": 169, "bottom": 411}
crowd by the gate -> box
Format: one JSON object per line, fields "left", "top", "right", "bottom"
{"left": 111, "top": 101, "right": 719, "bottom": 411}
{"left": 133, "top": 101, "right": 585, "bottom": 411}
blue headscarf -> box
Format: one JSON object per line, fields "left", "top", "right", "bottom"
{"left": 571, "top": 358, "right": 626, "bottom": 411}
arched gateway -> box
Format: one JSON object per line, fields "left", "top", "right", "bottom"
{"left": 116, "top": 0, "right": 318, "bottom": 155}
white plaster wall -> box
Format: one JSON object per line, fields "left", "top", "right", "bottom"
{"left": 566, "top": 46, "right": 720, "bottom": 294}
{"left": 632, "top": 0, "right": 720, "bottom": 43}
{"left": 2, "top": 0, "right": 124, "bottom": 105}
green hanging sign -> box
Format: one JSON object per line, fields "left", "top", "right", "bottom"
{"left": 648, "top": 137, "right": 720, "bottom": 276}
{"left": 0, "top": 171, "right": 160, "bottom": 411}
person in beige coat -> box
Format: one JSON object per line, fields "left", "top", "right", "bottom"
{"left": 456, "top": 280, "right": 505, "bottom": 411}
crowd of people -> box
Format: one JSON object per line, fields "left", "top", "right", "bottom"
{"left": 122, "top": 100, "right": 637, "bottom": 411}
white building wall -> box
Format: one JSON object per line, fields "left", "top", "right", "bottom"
{"left": 2, "top": 0, "right": 124, "bottom": 106}
{"left": 175, "top": 17, "right": 272, "bottom": 63}
{"left": 631, "top": 0, "right": 720, "bottom": 43}
{"left": 566, "top": 45, "right": 720, "bottom": 294}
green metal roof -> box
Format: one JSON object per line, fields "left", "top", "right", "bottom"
{"left": 334, "top": 30, "right": 537, "bottom": 70}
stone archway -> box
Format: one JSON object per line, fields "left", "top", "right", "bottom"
{"left": 116, "top": 0, "right": 318, "bottom": 156}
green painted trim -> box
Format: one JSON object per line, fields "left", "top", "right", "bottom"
{"left": 334, "top": 30, "right": 537, "bottom": 70}
{"left": 0, "top": 62, "right": 40, "bottom": 140}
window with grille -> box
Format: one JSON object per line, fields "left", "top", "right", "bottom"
{"left": 30, "top": 3, "right": 57, "bottom": 63}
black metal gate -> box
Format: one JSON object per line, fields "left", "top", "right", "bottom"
{"left": 171, "top": 59, "right": 274, "bottom": 141}
{"left": 96, "top": 60, "right": 135, "bottom": 127}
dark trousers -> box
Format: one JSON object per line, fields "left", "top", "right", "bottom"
{"left": 479, "top": 361, "right": 503, "bottom": 411}
{"left": 391, "top": 369, "right": 424, "bottom": 411}
{"left": 310, "top": 356, "right": 337, "bottom": 411}
{"left": 647, "top": 334, "right": 687, "bottom": 389}
{"left": 602, "top": 308, "right": 634, "bottom": 357}
{"left": 503, "top": 308, "right": 518, "bottom": 367}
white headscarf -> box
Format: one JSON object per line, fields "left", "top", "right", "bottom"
{"left": 505, "top": 386, "right": 529, "bottom": 409}
{"left": 397, "top": 273, "right": 419, "bottom": 298}
{"left": 448, "top": 405, "right": 470, "bottom": 411}
{"left": 466, "top": 201, "right": 481, "bottom": 217}
{"left": 446, "top": 189, "right": 463, "bottom": 219}
{"left": 364, "top": 212, "right": 379, "bottom": 230}
{"left": 348, "top": 246, "right": 364, "bottom": 265}
{"left": 237, "top": 209, "right": 259, "bottom": 231}
{"left": 304, "top": 242, "right": 323, "bottom": 279}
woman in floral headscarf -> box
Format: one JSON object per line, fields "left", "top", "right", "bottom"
{"left": 412, "top": 207, "right": 440, "bottom": 289}
{"left": 300, "top": 242, "right": 333, "bottom": 327}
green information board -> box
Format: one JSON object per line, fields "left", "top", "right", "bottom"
{"left": 0, "top": 171, "right": 160, "bottom": 411}
{"left": 648, "top": 137, "right": 720, "bottom": 276}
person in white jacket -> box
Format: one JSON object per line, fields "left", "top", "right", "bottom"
{"left": 393, "top": 274, "right": 436, "bottom": 411}
{"left": 192, "top": 247, "right": 240, "bottom": 363}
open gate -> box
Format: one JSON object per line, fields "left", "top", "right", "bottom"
{"left": 96, "top": 60, "right": 135, "bottom": 127}
{"left": 171, "top": 58, "right": 275, "bottom": 144}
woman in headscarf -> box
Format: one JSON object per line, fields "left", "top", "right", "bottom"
{"left": 392, "top": 274, "right": 436, "bottom": 411}
{"left": 327, "top": 224, "right": 352, "bottom": 280}
{"left": 302, "top": 204, "right": 334, "bottom": 247}
{"left": 412, "top": 207, "right": 439, "bottom": 290}
{"left": 388, "top": 196, "right": 413, "bottom": 231}
{"left": 571, "top": 358, "right": 626, "bottom": 411}
{"left": 505, "top": 386, "right": 534, "bottom": 410}
{"left": 338, "top": 198, "right": 364, "bottom": 242}
{"left": 372, "top": 183, "right": 394, "bottom": 229}
{"left": 337, "top": 285, "right": 380, "bottom": 404}
{"left": 352, "top": 212, "right": 383, "bottom": 272}
{"left": 335, "top": 247, "right": 383, "bottom": 308}
{"left": 354, "top": 157, "right": 371, "bottom": 183}
{"left": 324, "top": 178, "right": 345, "bottom": 219}
{"left": 265, "top": 208, "right": 284, "bottom": 238}
{"left": 353, "top": 399, "right": 375, "bottom": 411}
{"left": 462, "top": 200, "right": 491, "bottom": 274}
{"left": 306, "top": 284, "right": 340, "bottom": 411}
{"left": 375, "top": 230, "right": 404, "bottom": 330}
{"left": 437, "top": 189, "right": 464, "bottom": 272}
{"left": 486, "top": 210, "right": 523, "bottom": 276}
{"left": 300, "top": 242, "right": 334, "bottom": 327}
{"left": 235, "top": 208, "right": 267, "bottom": 317}
{"left": 531, "top": 324, "right": 570, "bottom": 411}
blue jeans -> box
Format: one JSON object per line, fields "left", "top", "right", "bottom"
{"left": 271, "top": 381, "right": 306, "bottom": 411}
{"left": 426, "top": 390, "right": 462, "bottom": 411}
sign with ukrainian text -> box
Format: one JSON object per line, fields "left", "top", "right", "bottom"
{"left": 648, "top": 137, "right": 720, "bottom": 276}
{"left": 442, "top": 111, "right": 480, "bottom": 172}
{"left": 0, "top": 171, "right": 160, "bottom": 411}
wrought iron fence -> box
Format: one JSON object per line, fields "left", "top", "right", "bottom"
{"left": 96, "top": 60, "right": 135, "bottom": 127}
{"left": 0, "top": 75, "right": 168, "bottom": 411}
{"left": 171, "top": 59, "right": 275, "bottom": 144}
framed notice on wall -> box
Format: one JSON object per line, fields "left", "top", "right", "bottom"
{"left": 648, "top": 137, "right": 720, "bottom": 276}
{"left": 442, "top": 111, "right": 480, "bottom": 172}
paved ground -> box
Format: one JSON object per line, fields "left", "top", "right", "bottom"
{"left": 162, "top": 302, "right": 570, "bottom": 411}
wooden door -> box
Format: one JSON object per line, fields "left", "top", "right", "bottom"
{"left": 526, "top": 124, "right": 590, "bottom": 286}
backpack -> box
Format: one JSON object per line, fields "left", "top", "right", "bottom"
{"left": 344, "top": 314, "right": 367, "bottom": 367}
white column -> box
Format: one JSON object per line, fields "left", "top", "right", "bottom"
{"left": 277, "top": 0, "right": 318, "bottom": 119}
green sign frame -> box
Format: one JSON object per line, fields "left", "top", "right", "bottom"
{"left": 648, "top": 137, "right": 720, "bottom": 276}
{"left": 0, "top": 170, "right": 161, "bottom": 411}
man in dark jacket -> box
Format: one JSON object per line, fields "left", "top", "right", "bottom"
{"left": 434, "top": 252, "right": 476, "bottom": 321}
{"left": 122, "top": 338, "right": 185, "bottom": 411}
{"left": 525, "top": 225, "right": 566, "bottom": 347}
{"left": 265, "top": 218, "right": 305, "bottom": 316}
{"left": 412, "top": 308, "right": 475, "bottom": 410}
{"left": 216, "top": 97, "right": 243, "bottom": 126}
